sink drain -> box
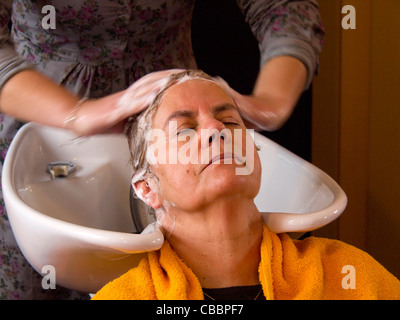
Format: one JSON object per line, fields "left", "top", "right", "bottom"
{"left": 47, "top": 161, "right": 76, "bottom": 179}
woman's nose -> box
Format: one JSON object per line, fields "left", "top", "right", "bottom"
{"left": 200, "top": 119, "right": 231, "bottom": 148}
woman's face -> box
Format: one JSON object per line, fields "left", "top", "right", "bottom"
{"left": 147, "top": 79, "right": 262, "bottom": 212}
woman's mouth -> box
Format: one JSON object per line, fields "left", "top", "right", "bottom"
{"left": 201, "top": 152, "right": 245, "bottom": 172}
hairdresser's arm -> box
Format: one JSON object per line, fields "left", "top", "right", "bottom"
{"left": 0, "top": 68, "right": 184, "bottom": 136}
{"left": 236, "top": 0, "right": 324, "bottom": 130}
{"left": 0, "top": 70, "right": 78, "bottom": 127}
{"left": 0, "top": 69, "right": 127, "bottom": 135}
{"left": 242, "top": 56, "right": 307, "bottom": 131}
{"left": 0, "top": 2, "right": 122, "bottom": 136}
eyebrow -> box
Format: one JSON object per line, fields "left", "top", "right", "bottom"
{"left": 212, "top": 103, "right": 238, "bottom": 115}
{"left": 163, "top": 110, "right": 195, "bottom": 130}
{"left": 163, "top": 103, "right": 239, "bottom": 130}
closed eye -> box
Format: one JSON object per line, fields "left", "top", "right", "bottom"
{"left": 177, "top": 126, "right": 196, "bottom": 136}
{"left": 220, "top": 116, "right": 241, "bottom": 127}
{"left": 177, "top": 128, "right": 193, "bottom": 135}
{"left": 223, "top": 121, "right": 240, "bottom": 126}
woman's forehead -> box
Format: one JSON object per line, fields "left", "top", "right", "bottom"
{"left": 152, "top": 79, "right": 236, "bottom": 122}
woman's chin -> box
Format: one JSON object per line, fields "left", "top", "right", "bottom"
{"left": 202, "top": 165, "right": 259, "bottom": 196}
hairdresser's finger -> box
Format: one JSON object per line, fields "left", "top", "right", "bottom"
{"left": 213, "top": 77, "right": 263, "bottom": 130}
{"left": 213, "top": 76, "right": 277, "bottom": 131}
{"left": 116, "top": 69, "right": 185, "bottom": 116}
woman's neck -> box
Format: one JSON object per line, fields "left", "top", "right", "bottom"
{"left": 160, "top": 200, "right": 263, "bottom": 288}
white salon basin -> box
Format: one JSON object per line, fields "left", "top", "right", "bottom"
{"left": 2, "top": 123, "right": 347, "bottom": 293}
{"left": 254, "top": 134, "right": 347, "bottom": 233}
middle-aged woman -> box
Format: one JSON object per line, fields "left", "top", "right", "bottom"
{"left": 0, "top": 1, "right": 324, "bottom": 299}
{"left": 93, "top": 70, "right": 400, "bottom": 300}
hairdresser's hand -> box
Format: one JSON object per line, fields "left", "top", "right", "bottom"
{"left": 64, "top": 91, "right": 128, "bottom": 136}
{"left": 66, "top": 69, "right": 185, "bottom": 136}
{"left": 216, "top": 56, "right": 308, "bottom": 131}
{"left": 117, "top": 69, "right": 185, "bottom": 116}
{"left": 214, "top": 76, "right": 289, "bottom": 131}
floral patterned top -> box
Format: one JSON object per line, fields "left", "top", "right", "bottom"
{"left": 0, "top": 0, "right": 324, "bottom": 299}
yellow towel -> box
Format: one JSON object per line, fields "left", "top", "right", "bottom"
{"left": 92, "top": 225, "right": 400, "bottom": 300}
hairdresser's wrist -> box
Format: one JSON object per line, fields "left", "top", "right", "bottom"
{"left": 63, "top": 97, "right": 89, "bottom": 131}
{"left": 63, "top": 91, "right": 127, "bottom": 136}
{"left": 246, "top": 56, "right": 307, "bottom": 131}
{"left": 240, "top": 94, "right": 293, "bottom": 131}
{"left": 0, "top": 69, "right": 83, "bottom": 128}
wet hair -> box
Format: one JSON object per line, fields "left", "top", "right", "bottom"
{"left": 125, "top": 69, "right": 216, "bottom": 180}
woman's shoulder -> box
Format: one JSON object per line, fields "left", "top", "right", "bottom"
{"left": 275, "top": 232, "right": 400, "bottom": 299}
{"left": 92, "top": 255, "right": 157, "bottom": 300}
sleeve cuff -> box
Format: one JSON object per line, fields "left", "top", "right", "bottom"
{"left": 0, "top": 45, "right": 34, "bottom": 91}
{"left": 259, "top": 37, "right": 319, "bottom": 90}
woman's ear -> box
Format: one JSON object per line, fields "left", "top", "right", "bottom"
{"left": 132, "top": 179, "right": 162, "bottom": 209}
